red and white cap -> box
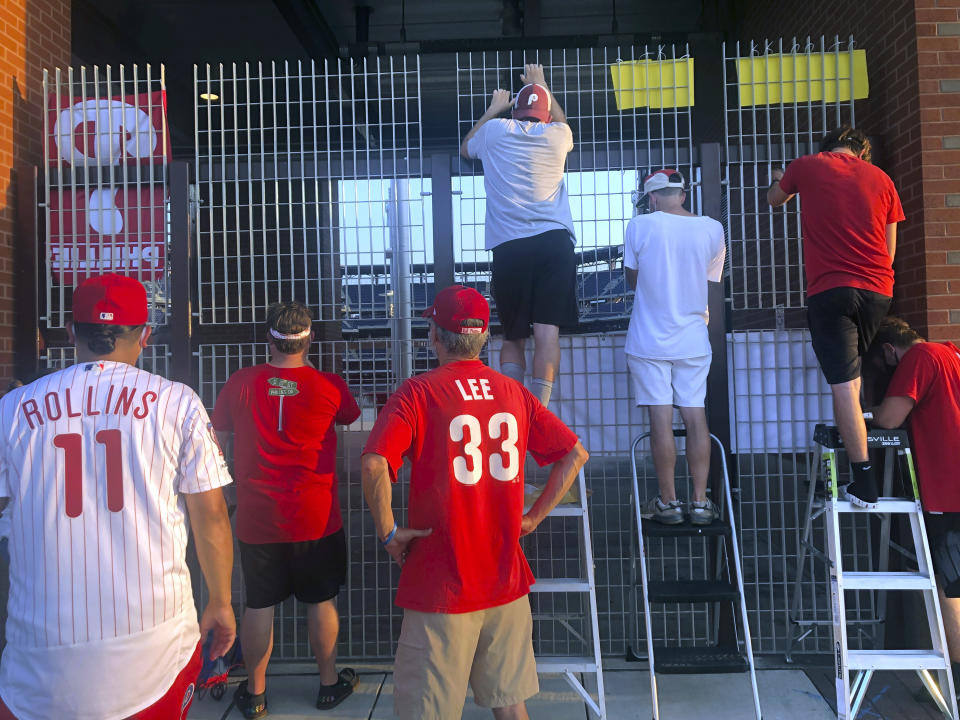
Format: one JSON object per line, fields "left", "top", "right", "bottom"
{"left": 72, "top": 273, "right": 148, "bottom": 325}
{"left": 641, "top": 169, "right": 686, "bottom": 196}
{"left": 512, "top": 83, "right": 551, "bottom": 123}
{"left": 422, "top": 285, "right": 489, "bottom": 335}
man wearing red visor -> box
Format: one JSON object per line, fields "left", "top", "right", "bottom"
{"left": 361, "top": 285, "right": 588, "bottom": 720}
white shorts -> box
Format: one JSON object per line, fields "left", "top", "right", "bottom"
{"left": 626, "top": 354, "right": 711, "bottom": 407}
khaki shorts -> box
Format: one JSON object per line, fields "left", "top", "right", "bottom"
{"left": 393, "top": 595, "right": 539, "bottom": 719}
{"left": 627, "top": 354, "right": 711, "bottom": 407}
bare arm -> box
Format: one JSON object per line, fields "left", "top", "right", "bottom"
{"left": 766, "top": 168, "right": 794, "bottom": 207}
{"left": 872, "top": 395, "right": 915, "bottom": 429}
{"left": 625, "top": 267, "right": 638, "bottom": 291}
{"left": 460, "top": 89, "right": 513, "bottom": 159}
{"left": 361, "top": 453, "right": 431, "bottom": 566}
{"left": 184, "top": 487, "right": 236, "bottom": 659}
{"left": 521, "top": 63, "right": 566, "bottom": 123}
{"left": 886, "top": 223, "right": 897, "bottom": 262}
{"left": 522, "top": 441, "right": 589, "bottom": 535}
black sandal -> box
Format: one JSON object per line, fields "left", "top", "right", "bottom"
{"left": 316, "top": 667, "right": 359, "bottom": 710}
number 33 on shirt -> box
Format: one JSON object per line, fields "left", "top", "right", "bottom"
{"left": 449, "top": 412, "right": 520, "bottom": 485}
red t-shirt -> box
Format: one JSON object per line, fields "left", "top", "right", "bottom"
{"left": 885, "top": 342, "right": 960, "bottom": 512}
{"left": 779, "top": 152, "right": 904, "bottom": 297}
{"left": 211, "top": 364, "right": 361, "bottom": 543}
{"left": 362, "top": 359, "right": 579, "bottom": 614}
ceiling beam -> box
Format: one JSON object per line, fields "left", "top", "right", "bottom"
{"left": 271, "top": 0, "right": 343, "bottom": 58}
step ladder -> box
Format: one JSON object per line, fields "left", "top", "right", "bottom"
{"left": 529, "top": 468, "right": 606, "bottom": 719}
{"left": 785, "top": 423, "right": 958, "bottom": 720}
{"left": 628, "top": 430, "right": 761, "bottom": 719}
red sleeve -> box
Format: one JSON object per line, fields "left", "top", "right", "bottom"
{"left": 778, "top": 155, "right": 806, "bottom": 195}
{"left": 886, "top": 180, "right": 905, "bottom": 224}
{"left": 884, "top": 346, "right": 934, "bottom": 404}
{"left": 362, "top": 381, "right": 418, "bottom": 482}
{"left": 525, "top": 394, "right": 579, "bottom": 466}
{"left": 332, "top": 375, "right": 361, "bottom": 425}
{"left": 210, "top": 373, "right": 238, "bottom": 432}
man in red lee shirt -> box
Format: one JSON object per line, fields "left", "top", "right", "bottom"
{"left": 768, "top": 126, "right": 904, "bottom": 507}
{"left": 869, "top": 317, "right": 960, "bottom": 667}
{"left": 212, "top": 301, "right": 361, "bottom": 717}
{"left": 361, "top": 285, "right": 589, "bottom": 720}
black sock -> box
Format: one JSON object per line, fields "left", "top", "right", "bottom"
{"left": 850, "top": 461, "right": 875, "bottom": 486}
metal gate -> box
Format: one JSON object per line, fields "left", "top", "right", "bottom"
{"left": 722, "top": 35, "right": 875, "bottom": 654}
{"left": 32, "top": 33, "right": 879, "bottom": 662}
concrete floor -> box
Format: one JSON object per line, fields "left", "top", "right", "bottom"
{"left": 188, "top": 664, "right": 837, "bottom": 720}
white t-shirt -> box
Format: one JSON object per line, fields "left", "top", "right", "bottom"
{"left": 466, "top": 118, "right": 576, "bottom": 250}
{"left": 0, "top": 361, "right": 233, "bottom": 720}
{"left": 623, "top": 211, "right": 726, "bottom": 359}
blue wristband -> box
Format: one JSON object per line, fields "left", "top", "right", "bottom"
{"left": 381, "top": 523, "right": 398, "bottom": 546}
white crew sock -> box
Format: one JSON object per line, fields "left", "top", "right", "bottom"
{"left": 501, "top": 361, "right": 524, "bottom": 383}
{"left": 532, "top": 378, "right": 554, "bottom": 407}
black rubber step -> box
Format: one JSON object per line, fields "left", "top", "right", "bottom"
{"left": 653, "top": 645, "right": 748, "bottom": 674}
{"left": 647, "top": 580, "right": 739, "bottom": 603}
{"left": 641, "top": 519, "right": 731, "bottom": 538}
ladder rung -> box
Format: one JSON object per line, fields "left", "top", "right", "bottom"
{"left": 647, "top": 580, "right": 739, "bottom": 603}
{"left": 547, "top": 505, "right": 585, "bottom": 517}
{"left": 833, "top": 499, "right": 919, "bottom": 514}
{"left": 652, "top": 646, "right": 748, "bottom": 674}
{"left": 530, "top": 579, "right": 591, "bottom": 593}
{"left": 536, "top": 656, "right": 599, "bottom": 673}
{"left": 642, "top": 519, "right": 731, "bottom": 538}
{"left": 524, "top": 504, "right": 585, "bottom": 517}
{"left": 843, "top": 571, "right": 934, "bottom": 591}
{"left": 847, "top": 649, "right": 947, "bottom": 670}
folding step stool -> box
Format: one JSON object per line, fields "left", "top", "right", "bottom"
{"left": 628, "top": 430, "right": 761, "bottom": 720}
{"left": 785, "top": 423, "right": 958, "bottom": 720}
{"left": 530, "top": 468, "right": 606, "bottom": 719}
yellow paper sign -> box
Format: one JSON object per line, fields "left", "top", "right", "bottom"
{"left": 736, "top": 49, "right": 869, "bottom": 107}
{"left": 609, "top": 58, "right": 695, "bottom": 110}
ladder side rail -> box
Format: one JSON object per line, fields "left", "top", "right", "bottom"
{"left": 631, "top": 432, "right": 661, "bottom": 720}
{"left": 786, "top": 448, "right": 823, "bottom": 662}
{"left": 825, "top": 446, "right": 854, "bottom": 720}
{"left": 710, "top": 433, "right": 762, "bottom": 720}
{"left": 907, "top": 491, "right": 959, "bottom": 719}
{"left": 576, "top": 468, "right": 607, "bottom": 720}
{"left": 874, "top": 446, "right": 897, "bottom": 650}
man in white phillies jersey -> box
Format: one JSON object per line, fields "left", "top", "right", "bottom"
{"left": 0, "top": 274, "right": 236, "bottom": 720}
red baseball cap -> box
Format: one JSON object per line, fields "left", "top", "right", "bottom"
{"left": 72, "top": 274, "right": 148, "bottom": 325}
{"left": 422, "top": 285, "right": 489, "bottom": 334}
{"left": 512, "top": 83, "right": 551, "bottom": 123}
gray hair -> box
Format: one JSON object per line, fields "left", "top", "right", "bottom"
{"left": 433, "top": 318, "right": 488, "bottom": 358}
{"left": 652, "top": 187, "right": 684, "bottom": 199}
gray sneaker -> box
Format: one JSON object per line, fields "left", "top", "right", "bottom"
{"left": 641, "top": 496, "right": 685, "bottom": 525}
{"left": 689, "top": 499, "right": 719, "bottom": 526}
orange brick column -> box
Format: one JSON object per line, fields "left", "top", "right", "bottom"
{"left": 0, "top": 0, "right": 71, "bottom": 381}
{"left": 917, "top": 3, "right": 960, "bottom": 343}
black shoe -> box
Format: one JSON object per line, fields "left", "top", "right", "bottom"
{"left": 843, "top": 479, "right": 878, "bottom": 509}
{"left": 234, "top": 680, "right": 268, "bottom": 719}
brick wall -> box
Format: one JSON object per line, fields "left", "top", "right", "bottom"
{"left": 0, "top": 0, "right": 71, "bottom": 382}
{"left": 738, "top": 0, "right": 960, "bottom": 343}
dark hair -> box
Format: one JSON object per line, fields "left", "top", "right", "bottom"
{"left": 72, "top": 323, "right": 144, "bottom": 355}
{"left": 266, "top": 301, "right": 313, "bottom": 355}
{"left": 870, "top": 316, "right": 924, "bottom": 350}
{"left": 821, "top": 126, "right": 872, "bottom": 163}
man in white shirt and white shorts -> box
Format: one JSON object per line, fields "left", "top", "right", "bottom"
{"left": 624, "top": 170, "right": 726, "bottom": 525}
{"left": 461, "top": 63, "right": 577, "bottom": 408}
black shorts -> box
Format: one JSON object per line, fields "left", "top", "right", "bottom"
{"left": 238, "top": 529, "right": 347, "bottom": 609}
{"left": 491, "top": 229, "right": 579, "bottom": 340}
{"left": 923, "top": 513, "right": 960, "bottom": 597}
{"left": 807, "top": 287, "right": 891, "bottom": 385}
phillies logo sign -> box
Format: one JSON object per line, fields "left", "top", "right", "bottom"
{"left": 46, "top": 92, "right": 170, "bottom": 284}
{"left": 48, "top": 91, "right": 170, "bottom": 166}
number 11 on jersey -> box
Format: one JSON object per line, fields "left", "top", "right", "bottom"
{"left": 53, "top": 430, "right": 124, "bottom": 517}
